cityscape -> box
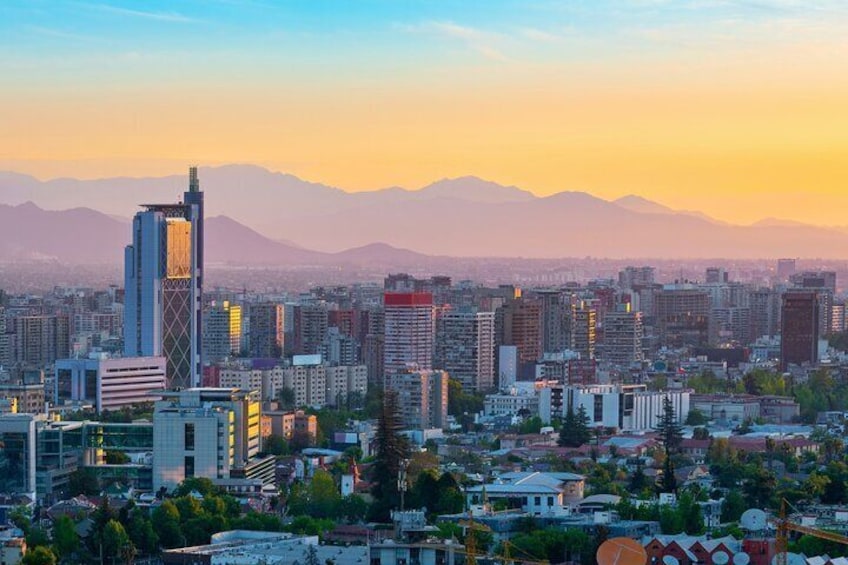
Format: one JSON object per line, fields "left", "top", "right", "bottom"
{"left": 3, "top": 2, "right": 848, "bottom": 565}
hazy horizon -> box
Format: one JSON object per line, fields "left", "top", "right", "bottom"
{"left": 3, "top": 1, "right": 848, "bottom": 226}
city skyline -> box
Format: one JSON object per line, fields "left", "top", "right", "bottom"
{"left": 2, "top": 1, "right": 848, "bottom": 225}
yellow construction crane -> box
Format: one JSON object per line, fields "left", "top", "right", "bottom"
{"left": 456, "top": 511, "right": 548, "bottom": 565}
{"left": 774, "top": 499, "right": 848, "bottom": 565}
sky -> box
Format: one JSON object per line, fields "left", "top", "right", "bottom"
{"left": 2, "top": 0, "right": 848, "bottom": 225}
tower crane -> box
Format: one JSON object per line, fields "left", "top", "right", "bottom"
{"left": 774, "top": 499, "right": 848, "bottom": 565}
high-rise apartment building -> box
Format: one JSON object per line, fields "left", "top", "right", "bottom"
{"left": 383, "top": 293, "right": 434, "bottom": 378}
{"left": 602, "top": 308, "right": 644, "bottom": 367}
{"left": 777, "top": 258, "right": 796, "bottom": 282}
{"left": 385, "top": 369, "right": 448, "bottom": 430}
{"left": 203, "top": 301, "right": 242, "bottom": 364}
{"left": 655, "top": 286, "right": 710, "bottom": 347}
{"left": 9, "top": 314, "right": 70, "bottom": 367}
{"left": 499, "top": 297, "right": 542, "bottom": 366}
{"left": 124, "top": 167, "right": 204, "bottom": 389}
{"left": 435, "top": 309, "right": 495, "bottom": 392}
{"left": 749, "top": 288, "right": 780, "bottom": 340}
{"left": 571, "top": 304, "right": 596, "bottom": 360}
{"left": 780, "top": 291, "right": 819, "bottom": 371}
{"left": 293, "top": 304, "right": 329, "bottom": 355}
{"left": 249, "top": 303, "right": 284, "bottom": 358}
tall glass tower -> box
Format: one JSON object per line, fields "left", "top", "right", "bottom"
{"left": 124, "top": 167, "right": 204, "bottom": 389}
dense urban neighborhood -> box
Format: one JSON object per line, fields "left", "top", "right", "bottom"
{"left": 3, "top": 173, "right": 848, "bottom": 565}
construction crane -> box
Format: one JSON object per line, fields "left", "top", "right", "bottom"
{"left": 456, "top": 511, "right": 548, "bottom": 565}
{"left": 774, "top": 499, "right": 848, "bottom": 565}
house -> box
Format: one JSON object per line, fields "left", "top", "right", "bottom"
{"left": 465, "top": 471, "right": 585, "bottom": 516}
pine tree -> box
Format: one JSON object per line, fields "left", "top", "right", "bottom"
{"left": 559, "top": 404, "right": 592, "bottom": 447}
{"left": 369, "top": 388, "right": 410, "bottom": 521}
{"left": 655, "top": 396, "right": 683, "bottom": 493}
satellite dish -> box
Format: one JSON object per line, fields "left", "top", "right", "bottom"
{"left": 771, "top": 553, "right": 805, "bottom": 565}
{"left": 596, "top": 537, "right": 648, "bottom": 565}
{"left": 733, "top": 553, "right": 750, "bottom": 565}
{"left": 713, "top": 551, "right": 729, "bottom": 565}
{"left": 740, "top": 509, "right": 768, "bottom": 531}
{"left": 663, "top": 556, "right": 680, "bottom": 565}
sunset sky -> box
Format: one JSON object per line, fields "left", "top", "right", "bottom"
{"left": 2, "top": 1, "right": 848, "bottom": 225}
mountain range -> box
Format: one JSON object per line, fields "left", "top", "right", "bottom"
{"left": 1, "top": 165, "right": 847, "bottom": 262}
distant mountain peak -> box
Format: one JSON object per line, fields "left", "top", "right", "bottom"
{"left": 416, "top": 176, "right": 536, "bottom": 203}
{"left": 613, "top": 194, "right": 675, "bottom": 214}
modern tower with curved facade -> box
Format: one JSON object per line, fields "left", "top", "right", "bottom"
{"left": 124, "top": 167, "right": 204, "bottom": 389}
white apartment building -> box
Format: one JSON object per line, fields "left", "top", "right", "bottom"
{"left": 383, "top": 292, "right": 435, "bottom": 377}
{"left": 554, "top": 384, "right": 690, "bottom": 432}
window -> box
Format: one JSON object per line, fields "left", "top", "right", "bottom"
{"left": 534, "top": 496, "right": 541, "bottom": 506}
{"left": 548, "top": 496, "right": 554, "bottom": 507}
{"left": 184, "top": 423, "right": 195, "bottom": 451}
{"left": 185, "top": 456, "right": 195, "bottom": 478}
{"left": 594, "top": 394, "right": 604, "bottom": 422}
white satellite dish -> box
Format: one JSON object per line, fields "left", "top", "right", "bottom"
{"left": 663, "top": 556, "right": 680, "bottom": 565}
{"left": 740, "top": 509, "right": 768, "bottom": 531}
{"left": 733, "top": 553, "right": 751, "bottom": 565}
{"left": 713, "top": 551, "right": 730, "bottom": 565}
{"left": 771, "top": 553, "right": 805, "bottom": 565}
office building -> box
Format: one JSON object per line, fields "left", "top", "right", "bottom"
{"left": 54, "top": 355, "right": 166, "bottom": 412}
{"left": 124, "top": 167, "right": 204, "bottom": 389}
{"left": 321, "top": 327, "right": 359, "bottom": 366}
{"left": 777, "top": 258, "right": 796, "bottom": 281}
{"left": 435, "top": 309, "right": 495, "bottom": 392}
{"left": 780, "top": 291, "right": 819, "bottom": 371}
{"left": 383, "top": 293, "right": 434, "bottom": 378}
{"left": 203, "top": 301, "right": 242, "bottom": 364}
{"left": 248, "top": 303, "right": 284, "bottom": 358}
{"left": 152, "top": 388, "right": 262, "bottom": 492}
{"left": 385, "top": 369, "right": 448, "bottom": 430}
{"left": 0, "top": 413, "right": 40, "bottom": 497}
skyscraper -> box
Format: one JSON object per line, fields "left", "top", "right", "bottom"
{"left": 780, "top": 291, "right": 819, "bottom": 371}
{"left": 248, "top": 303, "right": 284, "bottom": 358}
{"left": 435, "top": 309, "right": 495, "bottom": 392}
{"left": 203, "top": 301, "right": 242, "bottom": 363}
{"left": 124, "top": 167, "right": 204, "bottom": 389}
{"left": 383, "top": 292, "right": 434, "bottom": 378}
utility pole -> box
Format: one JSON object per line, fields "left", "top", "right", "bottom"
{"left": 398, "top": 458, "right": 409, "bottom": 511}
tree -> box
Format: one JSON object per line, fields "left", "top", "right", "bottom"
{"left": 720, "top": 490, "right": 746, "bottom": 523}
{"left": 369, "top": 388, "right": 411, "bottom": 521}
{"left": 263, "top": 434, "right": 290, "bottom": 457}
{"left": 655, "top": 396, "right": 683, "bottom": 493}
{"left": 101, "top": 520, "right": 134, "bottom": 564}
{"left": 685, "top": 409, "right": 709, "bottom": 426}
{"left": 309, "top": 470, "right": 342, "bottom": 519}
{"left": 104, "top": 450, "right": 130, "bottom": 464}
{"left": 558, "top": 405, "right": 592, "bottom": 448}
{"left": 692, "top": 427, "right": 710, "bottom": 440}
{"left": 125, "top": 508, "right": 158, "bottom": 556}
{"left": 22, "top": 547, "right": 57, "bottom": 565}
{"left": 68, "top": 468, "right": 100, "bottom": 497}
{"left": 151, "top": 500, "right": 184, "bottom": 549}
{"left": 279, "top": 387, "right": 297, "bottom": 410}
{"left": 52, "top": 515, "right": 80, "bottom": 559}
